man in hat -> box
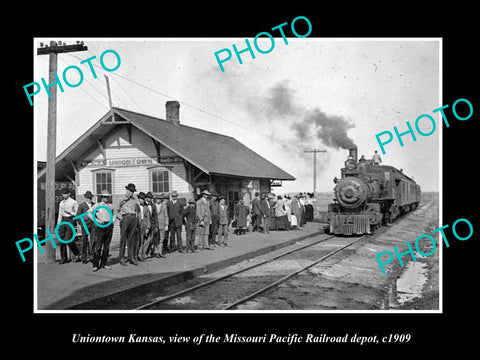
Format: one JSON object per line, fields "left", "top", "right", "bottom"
{"left": 167, "top": 190, "right": 185, "bottom": 253}
{"left": 372, "top": 150, "right": 382, "bottom": 165}
{"left": 144, "top": 191, "right": 157, "bottom": 258}
{"left": 76, "top": 190, "right": 95, "bottom": 264}
{"left": 159, "top": 194, "right": 171, "bottom": 254}
{"left": 217, "top": 196, "right": 229, "bottom": 246}
{"left": 196, "top": 190, "right": 212, "bottom": 250}
{"left": 135, "top": 192, "right": 151, "bottom": 262}
{"left": 117, "top": 183, "right": 139, "bottom": 266}
{"left": 260, "top": 194, "right": 271, "bottom": 234}
{"left": 209, "top": 191, "right": 220, "bottom": 247}
{"left": 251, "top": 191, "right": 262, "bottom": 232}
{"left": 183, "top": 198, "right": 198, "bottom": 253}
{"left": 88, "top": 189, "right": 115, "bottom": 271}
{"left": 57, "top": 187, "right": 81, "bottom": 264}
{"left": 152, "top": 193, "right": 168, "bottom": 258}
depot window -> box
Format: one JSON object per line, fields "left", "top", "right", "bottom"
{"left": 91, "top": 168, "right": 115, "bottom": 200}
{"left": 148, "top": 167, "right": 171, "bottom": 194}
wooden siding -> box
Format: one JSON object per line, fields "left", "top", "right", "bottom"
{"left": 75, "top": 125, "right": 190, "bottom": 240}
{"left": 78, "top": 126, "right": 189, "bottom": 196}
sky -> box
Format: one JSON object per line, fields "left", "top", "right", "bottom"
{"left": 34, "top": 38, "right": 440, "bottom": 193}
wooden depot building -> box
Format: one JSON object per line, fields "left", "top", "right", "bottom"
{"left": 37, "top": 101, "right": 295, "bottom": 227}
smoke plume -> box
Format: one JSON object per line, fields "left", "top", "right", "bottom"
{"left": 262, "top": 81, "right": 357, "bottom": 150}
{"left": 294, "top": 108, "right": 357, "bottom": 149}
{"left": 213, "top": 73, "right": 357, "bottom": 150}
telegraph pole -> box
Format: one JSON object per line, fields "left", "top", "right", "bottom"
{"left": 37, "top": 40, "right": 87, "bottom": 264}
{"left": 304, "top": 148, "right": 326, "bottom": 194}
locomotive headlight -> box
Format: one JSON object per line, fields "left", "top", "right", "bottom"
{"left": 345, "top": 159, "right": 356, "bottom": 170}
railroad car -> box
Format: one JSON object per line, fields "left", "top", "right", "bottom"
{"left": 326, "top": 148, "right": 420, "bottom": 235}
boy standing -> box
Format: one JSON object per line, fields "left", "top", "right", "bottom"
{"left": 183, "top": 198, "right": 198, "bottom": 253}
{"left": 76, "top": 190, "right": 95, "bottom": 264}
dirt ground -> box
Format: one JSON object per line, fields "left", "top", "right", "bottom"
{"left": 235, "top": 192, "right": 440, "bottom": 311}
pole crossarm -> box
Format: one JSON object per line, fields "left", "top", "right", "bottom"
{"left": 37, "top": 44, "right": 88, "bottom": 55}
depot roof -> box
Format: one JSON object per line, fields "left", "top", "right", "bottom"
{"left": 37, "top": 107, "right": 296, "bottom": 181}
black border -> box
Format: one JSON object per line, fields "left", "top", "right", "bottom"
{"left": 9, "top": 5, "right": 478, "bottom": 354}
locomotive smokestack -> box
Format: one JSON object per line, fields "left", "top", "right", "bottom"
{"left": 349, "top": 148, "right": 358, "bottom": 162}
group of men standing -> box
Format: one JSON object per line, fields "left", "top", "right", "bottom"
{"left": 116, "top": 185, "right": 232, "bottom": 266}
{"left": 56, "top": 187, "right": 115, "bottom": 272}
{"left": 58, "top": 183, "right": 232, "bottom": 271}
{"left": 55, "top": 182, "right": 316, "bottom": 272}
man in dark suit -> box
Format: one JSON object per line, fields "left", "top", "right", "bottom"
{"left": 260, "top": 194, "right": 271, "bottom": 234}
{"left": 76, "top": 190, "right": 95, "bottom": 264}
{"left": 209, "top": 191, "right": 220, "bottom": 247}
{"left": 251, "top": 192, "right": 262, "bottom": 232}
{"left": 167, "top": 190, "right": 185, "bottom": 253}
{"left": 135, "top": 192, "right": 151, "bottom": 262}
{"left": 144, "top": 191, "right": 157, "bottom": 258}
{"left": 183, "top": 198, "right": 198, "bottom": 253}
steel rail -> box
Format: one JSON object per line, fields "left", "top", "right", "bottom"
{"left": 223, "top": 235, "right": 367, "bottom": 310}
{"left": 134, "top": 234, "right": 337, "bottom": 310}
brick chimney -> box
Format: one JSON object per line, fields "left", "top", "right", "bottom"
{"left": 166, "top": 100, "right": 180, "bottom": 126}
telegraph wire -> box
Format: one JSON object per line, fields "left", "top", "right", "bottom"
{"left": 64, "top": 52, "right": 281, "bottom": 140}
{"left": 55, "top": 56, "right": 109, "bottom": 110}
{"left": 57, "top": 55, "right": 111, "bottom": 104}
{"left": 58, "top": 54, "right": 133, "bottom": 110}
{"left": 63, "top": 52, "right": 313, "bottom": 155}
{"left": 109, "top": 74, "right": 146, "bottom": 113}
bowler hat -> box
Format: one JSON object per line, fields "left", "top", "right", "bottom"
{"left": 84, "top": 190, "right": 94, "bottom": 198}
{"left": 125, "top": 183, "right": 136, "bottom": 192}
{"left": 171, "top": 190, "right": 178, "bottom": 197}
{"left": 138, "top": 192, "right": 146, "bottom": 199}
{"left": 156, "top": 192, "right": 164, "bottom": 199}
{"left": 219, "top": 194, "right": 226, "bottom": 200}
{"left": 254, "top": 192, "right": 260, "bottom": 197}
{"left": 146, "top": 191, "right": 154, "bottom": 199}
{"left": 97, "top": 189, "right": 111, "bottom": 197}
{"left": 201, "top": 189, "right": 211, "bottom": 196}
{"left": 163, "top": 194, "right": 169, "bottom": 199}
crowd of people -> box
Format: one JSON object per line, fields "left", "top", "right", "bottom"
{"left": 234, "top": 192, "right": 316, "bottom": 235}
{"left": 55, "top": 183, "right": 317, "bottom": 272}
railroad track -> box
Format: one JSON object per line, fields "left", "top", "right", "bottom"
{"left": 134, "top": 234, "right": 367, "bottom": 311}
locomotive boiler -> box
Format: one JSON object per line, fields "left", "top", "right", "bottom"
{"left": 327, "top": 148, "right": 421, "bottom": 235}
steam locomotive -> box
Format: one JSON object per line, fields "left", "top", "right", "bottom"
{"left": 326, "top": 148, "right": 420, "bottom": 235}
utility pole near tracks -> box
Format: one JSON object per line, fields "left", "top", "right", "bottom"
{"left": 37, "top": 40, "right": 88, "bottom": 264}
{"left": 304, "top": 148, "right": 326, "bottom": 194}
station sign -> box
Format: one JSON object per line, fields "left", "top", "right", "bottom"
{"left": 81, "top": 156, "right": 183, "bottom": 167}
